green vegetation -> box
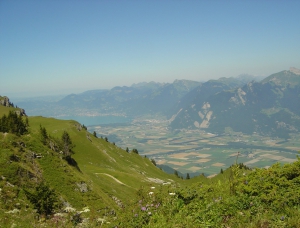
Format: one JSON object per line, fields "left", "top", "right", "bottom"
{"left": 0, "top": 110, "right": 28, "bottom": 135}
{"left": 92, "top": 118, "right": 300, "bottom": 177}
{"left": 1, "top": 104, "right": 300, "bottom": 227}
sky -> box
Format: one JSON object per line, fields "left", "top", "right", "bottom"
{"left": 1, "top": 0, "right": 300, "bottom": 98}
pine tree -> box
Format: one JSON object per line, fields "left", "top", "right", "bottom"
{"left": 61, "top": 131, "right": 74, "bottom": 158}
{"left": 151, "top": 159, "right": 156, "bottom": 166}
{"left": 24, "top": 182, "right": 59, "bottom": 216}
{"left": 39, "top": 125, "right": 48, "bottom": 145}
{"left": 93, "top": 131, "right": 97, "bottom": 138}
{"left": 186, "top": 173, "right": 190, "bottom": 179}
{"left": 132, "top": 148, "right": 139, "bottom": 154}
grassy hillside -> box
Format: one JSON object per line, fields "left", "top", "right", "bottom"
{"left": 1, "top": 105, "right": 300, "bottom": 227}
{"left": 0, "top": 105, "right": 184, "bottom": 227}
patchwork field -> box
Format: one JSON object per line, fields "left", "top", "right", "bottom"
{"left": 89, "top": 117, "right": 300, "bottom": 177}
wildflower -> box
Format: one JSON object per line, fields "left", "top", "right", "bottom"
{"left": 151, "top": 186, "right": 155, "bottom": 189}
{"left": 139, "top": 200, "right": 142, "bottom": 204}
{"left": 149, "top": 192, "right": 154, "bottom": 195}
{"left": 169, "top": 193, "right": 176, "bottom": 196}
{"left": 280, "top": 216, "right": 285, "bottom": 221}
{"left": 134, "top": 214, "right": 138, "bottom": 217}
{"left": 97, "top": 218, "right": 106, "bottom": 223}
{"left": 141, "top": 207, "right": 147, "bottom": 211}
{"left": 64, "top": 206, "right": 76, "bottom": 213}
{"left": 148, "top": 211, "right": 152, "bottom": 216}
{"left": 156, "top": 203, "right": 160, "bottom": 208}
{"left": 82, "top": 207, "right": 90, "bottom": 213}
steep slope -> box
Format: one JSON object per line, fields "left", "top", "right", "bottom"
{"left": 0, "top": 104, "right": 180, "bottom": 226}
{"left": 170, "top": 68, "right": 300, "bottom": 138}
{"left": 1, "top": 99, "right": 300, "bottom": 227}
{"left": 169, "top": 77, "right": 245, "bottom": 128}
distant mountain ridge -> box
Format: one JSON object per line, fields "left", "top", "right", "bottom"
{"left": 18, "top": 80, "right": 201, "bottom": 117}
{"left": 170, "top": 67, "right": 300, "bottom": 138}
{"left": 17, "top": 75, "right": 262, "bottom": 118}
{"left": 15, "top": 68, "right": 300, "bottom": 139}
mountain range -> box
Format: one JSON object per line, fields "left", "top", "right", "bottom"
{"left": 1, "top": 94, "right": 300, "bottom": 227}
{"left": 15, "top": 68, "right": 300, "bottom": 138}
{"left": 170, "top": 68, "right": 300, "bottom": 139}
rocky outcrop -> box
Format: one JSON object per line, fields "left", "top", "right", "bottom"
{"left": 290, "top": 67, "right": 300, "bottom": 75}
{"left": 0, "top": 96, "right": 27, "bottom": 116}
{"left": 0, "top": 96, "right": 10, "bottom": 107}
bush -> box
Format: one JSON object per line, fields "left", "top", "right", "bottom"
{"left": 24, "top": 182, "right": 60, "bottom": 217}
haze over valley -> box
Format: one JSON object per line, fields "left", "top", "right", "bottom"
{"left": 14, "top": 68, "right": 300, "bottom": 176}
{"left": 1, "top": 1, "right": 300, "bottom": 226}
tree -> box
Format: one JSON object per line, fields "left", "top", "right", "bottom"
{"left": 186, "top": 173, "right": 190, "bottom": 179}
{"left": 61, "top": 131, "right": 74, "bottom": 158}
{"left": 174, "top": 170, "right": 179, "bottom": 178}
{"left": 132, "top": 148, "right": 139, "bottom": 154}
{"left": 151, "top": 159, "right": 156, "bottom": 166}
{"left": 220, "top": 168, "right": 224, "bottom": 174}
{"left": 126, "top": 147, "right": 129, "bottom": 153}
{"left": 0, "top": 111, "right": 27, "bottom": 135}
{"left": 24, "top": 182, "right": 60, "bottom": 217}
{"left": 104, "top": 137, "right": 108, "bottom": 142}
{"left": 39, "top": 125, "right": 48, "bottom": 145}
{"left": 93, "top": 131, "right": 97, "bottom": 138}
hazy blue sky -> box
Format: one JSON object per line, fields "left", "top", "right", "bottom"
{"left": 1, "top": 1, "right": 300, "bottom": 97}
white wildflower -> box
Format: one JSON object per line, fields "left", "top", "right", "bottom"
{"left": 64, "top": 206, "right": 76, "bottom": 213}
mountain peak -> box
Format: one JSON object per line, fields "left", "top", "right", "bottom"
{"left": 289, "top": 67, "right": 300, "bottom": 75}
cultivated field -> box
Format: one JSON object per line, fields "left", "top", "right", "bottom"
{"left": 89, "top": 117, "right": 300, "bottom": 177}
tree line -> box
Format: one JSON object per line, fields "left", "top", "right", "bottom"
{"left": 0, "top": 111, "right": 28, "bottom": 135}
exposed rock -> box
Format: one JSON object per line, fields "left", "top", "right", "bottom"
{"left": 15, "top": 109, "right": 26, "bottom": 116}
{"left": 290, "top": 67, "right": 300, "bottom": 75}
{"left": 0, "top": 96, "right": 27, "bottom": 116}
{"left": 0, "top": 96, "right": 10, "bottom": 107}
{"left": 76, "top": 182, "right": 88, "bottom": 193}
{"left": 112, "top": 196, "right": 123, "bottom": 208}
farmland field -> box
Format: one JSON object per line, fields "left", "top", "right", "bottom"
{"left": 88, "top": 117, "right": 300, "bottom": 177}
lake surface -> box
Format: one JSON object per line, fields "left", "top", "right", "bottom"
{"left": 56, "top": 115, "right": 131, "bottom": 126}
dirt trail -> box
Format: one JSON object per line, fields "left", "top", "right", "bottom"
{"left": 95, "top": 173, "right": 127, "bottom": 186}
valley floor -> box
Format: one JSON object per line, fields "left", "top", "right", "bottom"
{"left": 88, "top": 117, "right": 300, "bottom": 177}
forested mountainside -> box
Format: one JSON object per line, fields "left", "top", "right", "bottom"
{"left": 170, "top": 68, "right": 300, "bottom": 139}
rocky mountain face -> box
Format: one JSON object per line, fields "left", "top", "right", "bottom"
{"left": 0, "top": 96, "right": 11, "bottom": 107}
{"left": 170, "top": 68, "right": 300, "bottom": 139}
{"left": 15, "top": 68, "right": 300, "bottom": 139}
{"left": 0, "top": 95, "right": 26, "bottom": 116}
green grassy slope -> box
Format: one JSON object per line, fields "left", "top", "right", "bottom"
{"left": 28, "top": 116, "right": 180, "bottom": 202}
{"left": 0, "top": 106, "right": 186, "bottom": 226}
{"left": 1, "top": 105, "right": 300, "bottom": 227}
